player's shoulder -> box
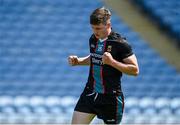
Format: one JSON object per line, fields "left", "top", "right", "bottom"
{"left": 89, "top": 34, "right": 97, "bottom": 42}
{"left": 108, "top": 31, "right": 128, "bottom": 44}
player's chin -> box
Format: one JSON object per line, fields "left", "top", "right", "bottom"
{"left": 95, "top": 34, "right": 100, "bottom": 39}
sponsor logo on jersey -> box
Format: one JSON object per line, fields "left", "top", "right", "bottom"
{"left": 90, "top": 44, "right": 95, "bottom": 48}
{"left": 97, "top": 44, "right": 104, "bottom": 52}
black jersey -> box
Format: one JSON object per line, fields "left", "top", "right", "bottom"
{"left": 85, "top": 31, "right": 133, "bottom": 95}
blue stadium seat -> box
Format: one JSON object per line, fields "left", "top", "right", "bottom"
{"left": 134, "top": 0, "right": 180, "bottom": 43}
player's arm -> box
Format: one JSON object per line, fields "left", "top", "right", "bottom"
{"left": 102, "top": 52, "right": 139, "bottom": 76}
{"left": 68, "top": 55, "right": 90, "bottom": 66}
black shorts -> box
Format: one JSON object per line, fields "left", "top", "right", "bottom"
{"left": 74, "top": 89, "right": 124, "bottom": 124}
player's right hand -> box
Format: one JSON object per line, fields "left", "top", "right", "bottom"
{"left": 68, "top": 55, "right": 79, "bottom": 66}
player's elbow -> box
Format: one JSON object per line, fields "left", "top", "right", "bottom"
{"left": 128, "top": 66, "right": 139, "bottom": 76}
{"left": 133, "top": 71, "right": 139, "bottom": 76}
{"left": 126, "top": 69, "right": 139, "bottom": 76}
{"left": 132, "top": 67, "right": 139, "bottom": 76}
{"left": 122, "top": 65, "right": 139, "bottom": 76}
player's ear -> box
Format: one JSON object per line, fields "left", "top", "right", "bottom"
{"left": 106, "top": 22, "right": 111, "bottom": 28}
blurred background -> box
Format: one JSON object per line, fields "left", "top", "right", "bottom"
{"left": 0, "top": 0, "right": 180, "bottom": 124}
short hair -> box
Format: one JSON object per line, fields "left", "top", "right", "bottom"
{"left": 90, "top": 7, "right": 111, "bottom": 25}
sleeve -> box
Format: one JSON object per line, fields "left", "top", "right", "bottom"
{"left": 89, "top": 35, "right": 93, "bottom": 53}
{"left": 89, "top": 37, "right": 91, "bottom": 53}
{"left": 89, "top": 34, "right": 96, "bottom": 53}
{"left": 118, "top": 39, "right": 133, "bottom": 60}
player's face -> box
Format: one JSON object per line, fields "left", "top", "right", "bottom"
{"left": 91, "top": 23, "right": 110, "bottom": 39}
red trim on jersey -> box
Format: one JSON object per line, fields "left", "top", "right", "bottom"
{"left": 92, "top": 39, "right": 98, "bottom": 90}
{"left": 92, "top": 64, "right": 95, "bottom": 90}
{"left": 101, "top": 40, "right": 107, "bottom": 93}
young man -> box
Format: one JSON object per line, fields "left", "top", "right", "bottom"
{"left": 68, "top": 7, "right": 139, "bottom": 124}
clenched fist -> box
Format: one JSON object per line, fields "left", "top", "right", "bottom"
{"left": 68, "top": 55, "right": 79, "bottom": 66}
{"left": 102, "top": 52, "right": 114, "bottom": 65}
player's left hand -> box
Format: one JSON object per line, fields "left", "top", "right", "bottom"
{"left": 102, "top": 52, "right": 114, "bottom": 65}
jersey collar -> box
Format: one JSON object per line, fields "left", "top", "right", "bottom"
{"left": 99, "top": 37, "right": 108, "bottom": 42}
